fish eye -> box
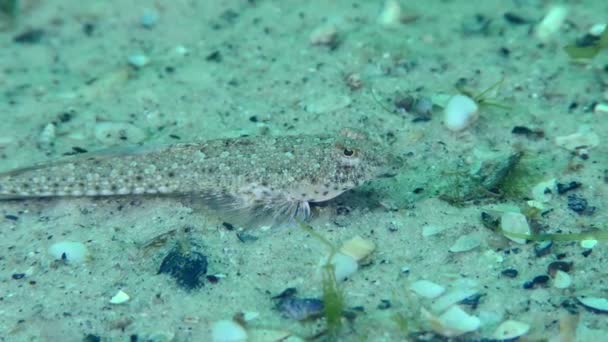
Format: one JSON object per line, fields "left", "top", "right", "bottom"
{"left": 343, "top": 148, "right": 354, "bottom": 157}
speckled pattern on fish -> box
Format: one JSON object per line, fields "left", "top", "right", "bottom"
{"left": 0, "top": 130, "right": 399, "bottom": 225}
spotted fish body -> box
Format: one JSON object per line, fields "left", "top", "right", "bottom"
{"left": 0, "top": 130, "right": 399, "bottom": 225}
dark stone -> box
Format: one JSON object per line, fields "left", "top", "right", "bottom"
{"left": 534, "top": 240, "right": 553, "bottom": 257}
{"left": 83, "top": 334, "right": 102, "bottom": 342}
{"left": 13, "top": 29, "right": 45, "bottom": 44}
{"left": 557, "top": 181, "right": 582, "bottom": 194}
{"left": 158, "top": 246, "right": 208, "bottom": 290}
{"left": 501, "top": 268, "right": 518, "bottom": 278}
{"left": 567, "top": 194, "right": 588, "bottom": 214}
{"left": 205, "top": 50, "right": 222, "bottom": 62}
{"left": 523, "top": 275, "right": 550, "bottom": 289}
{"left": 547, "top": 261, "right": 573, "bottom": 276}
{"left": 276, "top": 297, "right": 324, "bottom": 321}
{"left": 377, "top": 299, "right": 392, "bottom": 310}
{"left": 503, "top": 12, "right": 529, "bottom": 25}
{"left": 4, "top": 214, "right": 18, "bottom": 221}
{"left": 12, "top": 273, "right": 25, "bottom": 280}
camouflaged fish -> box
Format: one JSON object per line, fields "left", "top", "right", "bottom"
{"left": 0, "top": 129, "right": 400, "bottom": 226}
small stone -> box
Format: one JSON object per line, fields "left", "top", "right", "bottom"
{"left": 378, "top": 0, "right": 402, "bottom": 27}
{"left": 48, "top": 241, "right": 90, "bottom": 264}
{"left": 449, "top": 233, "right": 481, "bottom": 252}
{"left": 431, "top": 306, "right": 481, "bottom": 337}
{"left": 140, "top": 8, "right": 159, "bottom": 28}
{"left": 531, "top": 179, "right": 556, "bottom": 203}
{"left": 127, "top": 54, "right": 150, "bottom": 68}
{"left": 109, "top": 290, "right": 130, "bottom": 304}
{"left": 309, "top": 25, "right": 338, "bottom": 47}
{"left": 547, "top": 261, "right": 572, "bottom": 276}
{"left": 523, "top": 275, "right": 550, "bottom": 289}
{"left": 580, "top": 239, "right": 598, "bottom": 249}
{"left": 501, "top": 269, "right": 518, "bottom": 278}
{"left": 493, "top": 320, "right": 531, "bottom": 339}
{"left": 443, "top": 94, "right": 479, "bottom": 131}
{"left": 553, "top": 270, "right": 572, "bottom": 289}
{"left": 567, "top": 194, "right": 588, "bottom": 214}
{"left": 409, "top": 280, "right": 445, "bottom": 298}
{"left": 211, "top": 320, "right": 247, "bottom": 342}
{"left": 578, "top": 296, "right": 608, "bottom": 313}
{"left": 534, "top": 240, "right": 553, "bottom": 257}
{"left": 500, "top": 212, "right": 531, "bottom": 244}
{"left": 535, "top": 6, "right": 568, "bottom": 42}
{"left": 339, "top": 235, "right": 375, "bottom": 262}
{"left": 556, "top": 181, "right": 582, "bottom": 194}
{"left": 422, "top": 224, "right": 447, "bottom": 237}
{"left": 327, "top": 252, "right": 358, "bottom": 281}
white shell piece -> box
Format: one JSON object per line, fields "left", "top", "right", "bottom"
{"left": 422, "top": 224, "right": 447, "bottom": 237}
{"left": 437, "top": 306, "right": 481, "bottom": 336}
{"left": 492, "top": 320, "right": 531, "bottom": 339}
{"left": 329, "top": 252, "right": 358, "bottom": 281}
{"left": 211, "top": 320, "right": 248, "bottom": 342}
{"left": 531, "top": 179, "right": 556, "bottom": 203}
{"left": 580, "top": 239, "right": 598, "bottom": 249}
{"left": 432, "top": 288, "right": 479, "bottom": 313}
{"left": 553, "top": 270, "right": 572, "bottom": 289}
{"left": 535, "top": 6, "right": 568, "bottom": 41}
{"left": 340, "top": 235, "right": 376, "bottom": 262}
{"left": 449, "top": 233, "right": 481, "bottom": 253}
{"left": 555, "top": 131, "right": 600, "bottom": 151}
{"left": 48, "top": 241, "right": 89, "bottom": 264}
{"left": 109, "top": 290, "right": 130, "bottom": 304}
{"left": 500, "top": 212, "right": 531, "bottom": 244}
{"left": 443, "top": 94, "right": 479, "bottom": 131}
{"left": 410, "top": 280, "right": 446, "bottom": 299}
{"left": 577, "top": 296, "right": 608, "bottom": 312}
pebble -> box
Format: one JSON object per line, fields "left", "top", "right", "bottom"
{"left": 553, "top": 270, "right": 572, "bottom": 289}
{"left": 422, "top": 224, "right": 447, "bottom": 237}
{"left": 309, "top": 25, "right": 338, "bottom": 46}
{"left": 109, "top": 290, "right": 130, "bottom": 304}
{"left": 523, "top": 275, "right": 550, "bottom": 289}
{"left": 535, "top": 5, "right": 568, "bottom": 42}
{"left": 580, "top": 239, "right": 598, "bottom": 249}
{"left": 531, "top": 179, "right": 556, "bottom": 203}
{"left": 556, "top": 181, "right": 582, "bottom": 194}
{"left": 127, "top": 54, "right": 150, "bottom": 68}
{"left": 48, "top": 241, "right": 89, "bottom": 264}
{"left": 378, "top": 0, "right": 402, "bottom": 26}
{"left": 449, "top": 233, "right": 481, "bottom": 252}
{"left": 140, "top": 8, "right": 159, "bottom": 28}
{"left": 277, "top": 297, "right": 324, "bottom": 321}
{"left": 492, "top": 320, "right": 531, "bottom": 339}
{"left": 500, "top": 212, "right": 531, "bottom": 244}
{"left": 158, "top": 245, "right": 208, "bottom": 290}
{"left": 211, "top": 320, "right": 247, "bottom": 342}
{"left": 425, "top": 306, "right": 481, "bottom": 337}
{"left": 94, "top": 121, "right": 147, "bottom": 146}
{"left": 328, "top": 252, "right": 358, "bottom": 281}
{"left": 432, "top": 288, "right": 479, "bottom": 313}
{"left": 578, "top": 296, "right": 608, "bottom": 313}
{"left": 409, "top": 280, "right": 445, "bottom": 299}
{"left": 443, "top": 94, "right": 479, "bottom": 131}
{"left": 567, "top": 194, "right": 589, "bottom": 214}
{"left": 501, "top": 268, "right": 518, "bottom": 278}
{"left": 339, "top": 235, "right": 375, "bottom": 262}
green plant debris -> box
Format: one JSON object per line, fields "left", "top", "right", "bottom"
{"left": 298, "top": 222, "right": 345, "bottom": 339}
{"left": 564, "top": 29, "right": 608, "bottom": 60}
{"left": 455, "top": 78, "right": 511, "bottom": 110}
{"left": 501, "top": 229, "right": 608, "bottom": 242}
{"left": 391, "top": 313, "right": 409, "bottom": 335}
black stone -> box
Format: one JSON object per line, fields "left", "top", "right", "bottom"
{"left": 501, "top": 268, "right": 518, "bottom": 278}
{"left": 158, "top": 246, "right": 208, "bottom": 290}
{"left": 557, "top": 181, "right": 582, "bottom": 194}
{"left": 13, "top": 29, "right": 45, "bottom": 44}
{"left": 567, "top": 194, "right": 588, "bottom": 214}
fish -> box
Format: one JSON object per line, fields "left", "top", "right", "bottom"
{"left": 0, "top": 129, "right": 400, "bottom": 226}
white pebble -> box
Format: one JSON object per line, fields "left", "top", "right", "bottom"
{"left": 410, "top": 280, "right": 445, "bottom": 298}
{"left": 127, "top": 54, "right": 150, "bottom": 68}
{"left": 140, "top": 8, "right": 159, "bottom": 28}
{"left": 580, "top": 239, "right": 598, "bottom": 249}
{"left": 211, "top": 320, "right": 248, "bottom": 342}
{"left": 443, "top": 94, "right": 479, "bottom": 131}
{"left": 109, "top": 290, "right": 130, "bottom": 304}
{"left": 328, "top": 252, "right": 359, "bottom": 281}
{"left": 378, "top": 0, "right": 401, "bottom": 26}
{"left": 553, "top": 270, "right": 572, "bottom": 289}
{"left": 500, "top": 212, "right": 530, "bottom": 244}
{"left": 436, "top": 306, "right": 480, "bottom": 336}
{"left": 492, "top": 320, "right": 530, "bottom": 339}
{"left": 48, "top": 241, "right": 89, "bottom": 263}
{"left": 589, "top": 23, "right": 606, "bottom": 36}
{"left": 339, "top": 235, "right": 375, "bottom": 262}
{"left": 449, "top": 233, "right": 481, "bottom": 253}
{"left": 422, "top": 224, "right": 447, "bottom": 237}
{"left": 535, "top": 6, "right": 568, "bottom": 42}
{"left": 531, "top": 179, "right": 556, "bottom": 203}
{"left": 577, "top": 296, "right": 608, "bottom": 313}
